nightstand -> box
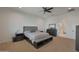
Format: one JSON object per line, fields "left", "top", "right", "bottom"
{"left": 13, "top": 33, "right": 24, "bottom": 42}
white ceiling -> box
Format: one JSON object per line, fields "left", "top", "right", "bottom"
{"left": 12, "top": 7, "right": 79, "bottom": 18}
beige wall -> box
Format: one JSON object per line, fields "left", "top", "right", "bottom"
{"left": 0, "top": 8, "right": 45, "bottom": 43}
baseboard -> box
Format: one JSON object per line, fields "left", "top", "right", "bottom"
{"left": 0, "top": 40, "right": 12, "bottom": 44}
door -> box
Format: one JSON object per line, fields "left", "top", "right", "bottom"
{"left": 76, "top": 25, "right": 79, "bottom": 51}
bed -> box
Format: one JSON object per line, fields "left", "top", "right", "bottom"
{"left": 23, "top": 26, "right": 53, "bottom": 48}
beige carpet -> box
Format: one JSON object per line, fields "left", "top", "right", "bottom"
{"left": 0, "top": 37, "right": 76, "bottom": 52}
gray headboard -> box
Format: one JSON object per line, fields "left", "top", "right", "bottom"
{"left": 23, "top": 26, "right": 38, "bottom": 32}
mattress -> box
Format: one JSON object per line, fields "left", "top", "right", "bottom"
{"left": 24, "top": 31, "right": 52, "bottom": 43}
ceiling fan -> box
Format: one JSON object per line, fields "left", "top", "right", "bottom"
{"left": 42, "top": 7, "right": 53, "bottom": 14}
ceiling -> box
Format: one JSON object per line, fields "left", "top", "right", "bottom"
{"left": 11, "top": 7, "right": 79, "bottom": 18}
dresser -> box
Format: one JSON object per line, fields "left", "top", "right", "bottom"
{"left": 46, "top": 28, "right": 57, "bottom": 36}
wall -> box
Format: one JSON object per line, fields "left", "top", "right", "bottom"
{"left": 0, "top": 8, "right": 45, "bottom": 43}
{"left": 45, "top": 10, "right": 79, "bottom": 39}
{"left": 44, "top": 16, "right": 59, "bottom": 31}
{"left": 57, "top": 11, "right": 79, "bottom": 39}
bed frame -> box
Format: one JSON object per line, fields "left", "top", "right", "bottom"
{"left": 23, "top": 26, "right": 53, "bottom": 49}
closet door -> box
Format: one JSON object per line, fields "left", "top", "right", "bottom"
{"left": 76, "top": 25, "right": 79, "bottom": 51}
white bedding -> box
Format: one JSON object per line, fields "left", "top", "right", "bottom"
{"left": 24, "top": 31, "right": 52, "bottom": 43}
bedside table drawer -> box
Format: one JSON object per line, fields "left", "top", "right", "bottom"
{"left": 13, "top": 36, "right": 24, "bottom": 42}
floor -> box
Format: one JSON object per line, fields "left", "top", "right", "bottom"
{"left": 0, "top": 37, "right": 76, "bottom": 52}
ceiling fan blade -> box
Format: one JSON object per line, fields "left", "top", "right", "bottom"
{"left": 47, "top": 7, "right": 53, "bottom": 10}
{"left": 46, "top": 10, "right": 51, "bottom": 13}
{"left": 47, "top": 11, "right": 51, "bottom": 13}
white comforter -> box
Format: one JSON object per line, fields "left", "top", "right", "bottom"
{"left": 24, "top": 31, "right": 52, "bottom": 43}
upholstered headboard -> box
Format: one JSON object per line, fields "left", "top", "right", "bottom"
{"left": 23, "top": 26, "right": 38, "bottom": 32}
